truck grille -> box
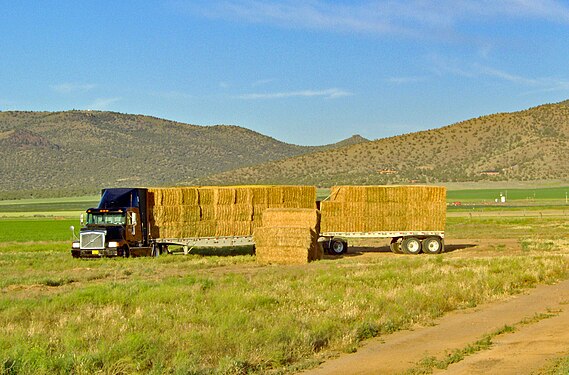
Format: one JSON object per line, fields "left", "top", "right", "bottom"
{"left": 80, "top": 231, "right": 106, "bottom": 250}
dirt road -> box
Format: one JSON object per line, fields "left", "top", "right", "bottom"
{"left": 305, "top": 258, "right": 569, "bottom": 374}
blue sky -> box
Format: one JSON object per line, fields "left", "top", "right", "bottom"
{"left": 1, "top": 1, "right": 569, "bottom": 145}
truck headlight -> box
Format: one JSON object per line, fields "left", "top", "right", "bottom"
{"left": 108, "top": 241, "right": 119, "bottom": 248}
{"left": 72, "top": 241, "right": 80, "bottom": 249}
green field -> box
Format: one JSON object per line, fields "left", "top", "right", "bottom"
{"left": 0, "top": 196, "right": 99, "bottom": 219}
{"left": 1, "top": 190, "right": 568, "bottom": 374}
{"left": 447, "top": 186, "right": 569, "bottom": 203}
{"left": 0, "top": 219, "right": 79, "bottom": 243}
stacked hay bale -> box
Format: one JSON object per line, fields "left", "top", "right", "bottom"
{"left": 254, "top": 208, "right": 323, "bottom": 264}
{"left": 320, "top": 185, "right": 446, "bottom": 233}
{"left": 148, "top": 186, "right": 316, "bottom": 239}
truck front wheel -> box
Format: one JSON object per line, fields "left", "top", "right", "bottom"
{"left": 401, "top": 237, "right": 422, "bottom": 255}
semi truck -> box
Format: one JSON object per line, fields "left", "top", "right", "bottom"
{"left": 71, "top": 186, "right": 446, "bottom": 258}
{"left": 71, "top": 188, "right": 155, "bottom": 258}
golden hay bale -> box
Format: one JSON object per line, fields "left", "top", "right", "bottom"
{"left": 148, "top": 188, "right": 179, "bottom": 206}
{"left": 180, "top": 188, "right": 199, "bottom": 205}
{"left": 147, "top": 188, "right": 163, "bottom": 206}
{"left": 261, "top": 208, "right": 321, "bottom": 233}
{"left": 216, "top": 221, "right": 252, "bottom": 237}
{"left": 200, "top": 205, "right": 216, "bottom": 221}
{"left": 282, "top": 186, "right": 317, "bottom": 207}
{"left": 169, "top": 220, "right": 215, "bottom": 238}
{"left": 198, "top": 188, "right": 215, "bottom": 205}
{"left": 254, "top": 227, "right": 314, "bottom": 247}
{"left": 250, "top": 187, "right": 269, "bottom": 205}
{"left": 179, "top": 206, "right": 202, "bottom": 222}
{"left": 214, "top": 204, "right": 253, "bottom": 221}
{"left": 267, "top": 186, "right": 284, "bottom": 205}
{"left": 253, "top": 227, "right": 321, "bottom": 264}
{"left": 235, "top": 187, "right": 253, "bottom": 205}
{"left": 214, "top": 188, "right": 236, "bottom": 205}
{"left": 321, "top": 186, "right": 446, "bottom": 232}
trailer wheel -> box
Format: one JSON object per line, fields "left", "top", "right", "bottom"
{"left": 328, "top": 239, "right": 347, "bottom": 255}
{"left": 390, "top": 238, "right": 403, "bottom": 254}
{"left": 422, "top": 237, "right": 443, "bottom": 254}
{"left": 401, "top": 237, "right": 422, "bottom": 255}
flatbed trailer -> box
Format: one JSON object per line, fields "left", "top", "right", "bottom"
{"left": 319, "top": 231, "right": 445, "bottom": 255}
{"left": 72, "top": 186, "right": 446, "bottom": 258}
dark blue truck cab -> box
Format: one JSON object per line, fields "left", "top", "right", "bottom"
{"left": 71, "top": 188, "right": 153, "bottom": 258}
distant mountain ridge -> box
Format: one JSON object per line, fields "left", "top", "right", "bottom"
{"left": 3, "top": 100, "right": 569, "bottom": 199}
{"left": 0, "top": 110, "right": 368, "bottom": 197}
{"left": 194, "top": 101, "right": 569, "bottom": 186}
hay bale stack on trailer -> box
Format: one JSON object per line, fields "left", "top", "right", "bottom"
{"left": 148, "top": 185, "right": 316, "bottom": 249}
{"left": 254, "top": 208, "right": 323, "bottom": 264}
{"left": 320, "top": 185, "right": 446, "bottom": 255}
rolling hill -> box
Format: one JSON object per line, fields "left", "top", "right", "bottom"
{"left": 194, "top": 100, "right": 569, "bottom": 186}
{"left": 0, "top": 111, "right": 368, "bottom": 198}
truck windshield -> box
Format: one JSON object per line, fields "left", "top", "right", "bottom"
{"left": 87, "top": 213, "right": 126, "bottom": 225}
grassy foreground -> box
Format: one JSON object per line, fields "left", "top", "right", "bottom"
{"left": 1, "top": 216, "right": 569, "bottom": 374}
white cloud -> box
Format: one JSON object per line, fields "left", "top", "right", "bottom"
{"left": 180, "top": 0, "right": 569, "bottom": 37}
{"left": 428, "top": 54, "right": 569, "bottom": 94}
{"left": 474, "top": 64, "right": 541, "bottom": 85}
{"left": 86, "top": 97, "right": 121, "bottom": 110}
{"left": 238, "top": 88, "right": 352, "bottom": 99}
{"left": 52, "top": 83, "right": 97, "bottom": 94}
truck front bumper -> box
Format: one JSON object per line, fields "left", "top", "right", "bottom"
{"left": 71, "top": 248, "right": 120, "bottom": 258}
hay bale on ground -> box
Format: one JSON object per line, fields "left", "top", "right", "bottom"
{"left": 254, "top": 227, "right": 322, "bottom": 264}
{"left": 261, "top": 208, "right": 321, "bottom": 233}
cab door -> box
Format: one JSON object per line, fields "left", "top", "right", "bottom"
{"left": 125, "top": 208, "right": 143, "bottom": 245}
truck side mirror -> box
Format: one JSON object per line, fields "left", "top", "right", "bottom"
{"left": 131, "top": 212, "right": 137, "bottom": 225}
{"left": 80, "top": 214, "right": 84, "bottom": 226}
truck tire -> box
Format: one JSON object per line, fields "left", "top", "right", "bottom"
{"left": 121, "top": 245, "right": 130, "bottom": 258}
{"left": 422, "top": 237, "right": 443, "bottom": 254}
{"left": 390, "top": 238, "right": 403, "bottom": 254}
{"left": 401, "top": 237, "right": 422, "bottom": 255}
{"left": 328, "top": 239, "right": 347, "bottom": 255}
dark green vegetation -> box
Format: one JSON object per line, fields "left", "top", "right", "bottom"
{"left": 1, "top": 212, "right": 569, "bottom": 374}
{"left": 0, "top": 110, "right": 368, "bottom": 199}
{"left": 198, "top": 100, "right": 569, "bottom": 186}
